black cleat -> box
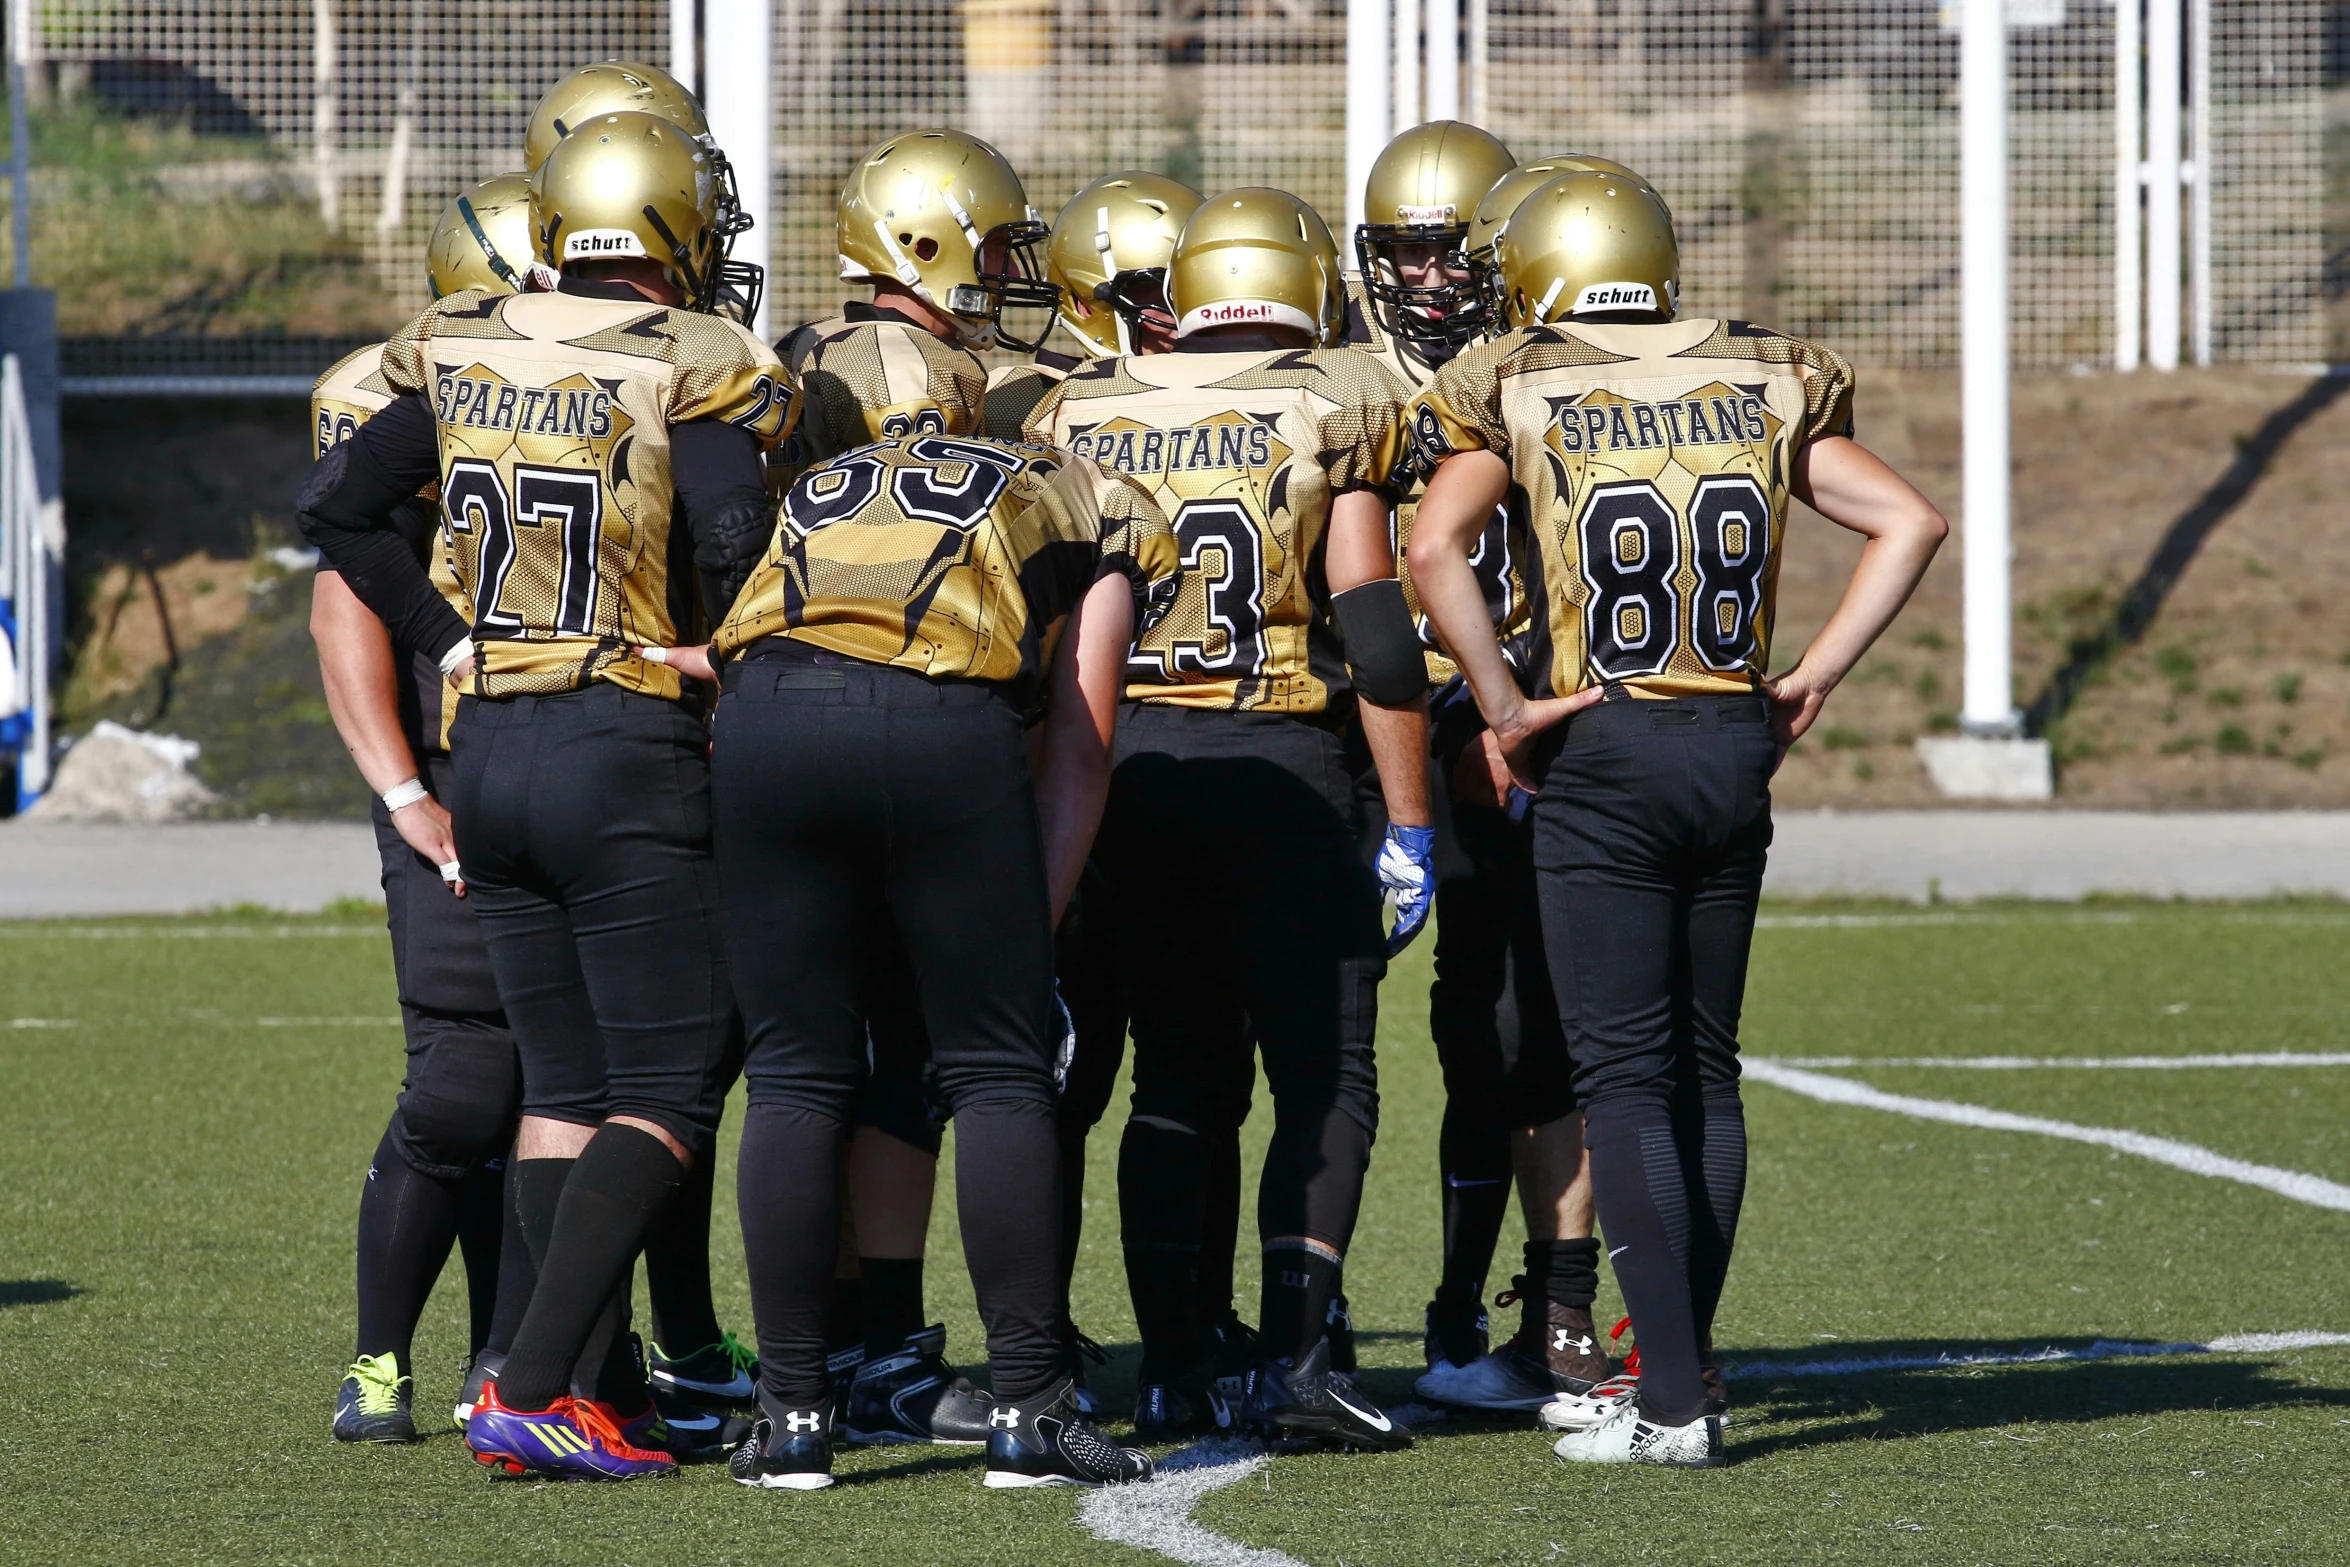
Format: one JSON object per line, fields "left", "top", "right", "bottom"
{"left": 984, "top": 1379, "right": 1154, "bottom": 1489}
{"left": 1204, "top": 1309, "right": 1260, "bottom": 1416}
{"left": 843, "top": 1324, "right": 993, "bottom": 1445}
{"left": 729, "top": 1399, "right": 836, "bottom": 1491}
{"left": 454, "top": 1350, "right": 502, "bottom": 1426}
{"left": 1062, "top": 1323, "right": 1110, "bottom": 1418}
{"left": 333, "top": 1353, "right": 417, "bottom": 1444}
{"left": 826, "top": 1341, "right": 866, "bottom": 1428}
{"left": 646, "top": 1329, "right": 759, "bottom": 1415}
{"left": 1130, "top": 1376, "right": 1232, "bottom": 1443}
{"left": 1246, "top": 1337, "right": 1413, "bottom": 1452}
{"left": 1421, "top": 1281, "right": 1490, "bottom": 1374}
{"left": 1325, "top": 1292, "right": 1358, "bottom": 1374}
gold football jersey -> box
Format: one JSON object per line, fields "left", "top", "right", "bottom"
{"left": 1409, "top": 317, "right": 1855, "bottom": 701}
{"left": 380, "top": 288, "right": 788, "bottom": 701}
{"left": 313, "top": 342, "right": 473, "bottom": 752}
{"left": 768, "top": 312, "right": 988, "bottom": 498}
{"left": 714, "top": 434, "right": 1177, "bottom": 702}
{"left": 1023, "top": 344, "right": 1410, "bottom": 714}
{"left": 980, "top": 358, "right": 1071, "bottom": 441}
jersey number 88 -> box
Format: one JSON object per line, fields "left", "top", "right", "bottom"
{"left": 1574, "top": 474, "right": 1769, "bottom": 680}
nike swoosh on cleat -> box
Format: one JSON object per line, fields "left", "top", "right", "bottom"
{"left": 1330, "top": 1391, "right": 1393, "bottom": 1432}
{"left": 1607, "top": 1245, "right": 1629, "bottom": 1258}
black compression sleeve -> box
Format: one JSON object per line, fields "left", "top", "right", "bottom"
{"left": 1332, "top": 577, "right": 1430, "bottom": 706}
{"left": 298, "top": 395, "right": 471, "bottom": 662}
{"left": 672, "top": 418, "right": 775, "bottom": 621}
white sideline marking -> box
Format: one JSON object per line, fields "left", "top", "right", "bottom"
{"left": 1753, "top": 911, "right": 2350, "bottom": 930}
{"left": 1742, "top": 1060, "right": 2350, "bottom": 1211}
{"left": 1761, "top": 1052, "right": 2350, "bottom": 1070}
{"left": 1723, "top": 1332, "right": 2350, "bottom": 1380}
{"left": 1077, "top": 1440, "right": 1305, "bottom": 1567}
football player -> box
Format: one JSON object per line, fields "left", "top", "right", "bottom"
{"left": 300, "top": 111, "right": 789, "bottom": 1480}
{"left": 1362, "top": 129, "right": 1638, "bottom": 1415}
{"left": 314, "top": 172, "right": 535, "bottom": 1446}
{"left": 515, "top": 60, "right": 768, "bottom": 1430}
{"left": 705, "top": 433, "right": 1171, "bottom": 1492}
{"left": 751, "top": 128, "right": 1057, "bottom": 1446}
{"left": 1023, "top": 188, "right": 1427, "bottom": 1451}
{"left": 1407, "top": 172, "right": 1945, "bottom": 1465}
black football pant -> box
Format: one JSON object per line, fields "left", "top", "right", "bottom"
{"left": 446, "top": 686, "right": 734, "bottom": 1409}
{"left": 1428, "top": 787, "right": 1577, "bottom": 1298}
{"left": 714, "top": 656, "right": 1064, "bottom": 1407}
{"left": 1101, "top": 704, "right": 1385, "bottom": 1374}
{"left": 1532, "top": 691, "right": 1771, "bottom": 1428}
{"left": 354, "top": 753, "right": 524, "bottom": 1370}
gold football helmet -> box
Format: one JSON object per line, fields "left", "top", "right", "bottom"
{"left": 835, "top": 129, "right": 1057, "bottom": 352}
{"left": 1491, "top": 170, "right": 1679, "bottom": 328}
{"left": 525, "top": 60, "right": 761, "bottom": 325}
{"left": 1467, "top": 154, "right": 1661, "bottom": 324}
{"left": 425, "top": 172, "right": 541, "bottom": 297}
{"left": 1355, "top": 120, "right": 1516, "bottom": 351}
{"left": 1046, "top": 171, "right": 1204, "bottom": 357}
{"left": 1168, "top": 187, "right": 1345, "bottom": 346}
{"left": 530, "top": 111, "right": 726, "bottom": 312}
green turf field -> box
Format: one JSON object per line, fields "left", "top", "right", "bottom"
{"left": 2, "top": 902, "right": 2346, "bottom": 1565}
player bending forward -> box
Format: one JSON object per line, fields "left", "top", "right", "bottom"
{"left": 1407, "top": 171, "right": 1944, "bottom": 1466}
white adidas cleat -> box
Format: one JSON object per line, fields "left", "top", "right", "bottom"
{"left": 1551, "top": 1399, "right": 1724, "bottom": 1468}
{"left": 1537, "top": 1370, "right": 1638, "bottom": 1433}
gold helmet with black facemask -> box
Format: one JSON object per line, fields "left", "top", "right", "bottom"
{"left": 1355, "top": 120, "right": 1516, "bottom": 353}
{"left": 1045, "top": 171, "right": 1204, "bottom": 357}
{"left": 835, "top": 128, "right": 1058, "bottom": 352}
{"left": 529, "top": 111, "right": 726, "bottom": 312}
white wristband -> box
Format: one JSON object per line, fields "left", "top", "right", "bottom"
{"left": 438, "top": 860, "right": 463, "bottom": 884}
{"left": 438, "top": 639, "right": 473, "bottom": 677}
{"left": 381, "top": 777, "right": 429, "bottom": 813}
{"left": 640, "top": 645, "right": 669, "bottom": 666}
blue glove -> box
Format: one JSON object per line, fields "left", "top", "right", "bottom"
{"left": 1377, "top": 823, "right": 1437, "bottom": 958}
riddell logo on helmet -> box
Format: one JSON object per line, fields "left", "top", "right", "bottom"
{"left": 1194, "top": 302, "right": 1277, "bottom": 323}
{"left": 1395, "top": 203, "right": 1457, "bottom": 224}
{"left": 1573, "top": 282, "right": 1659, "bottom": 312}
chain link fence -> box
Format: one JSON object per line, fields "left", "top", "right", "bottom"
{"left": 7, "top": 0, "right": 2333, "bottom": 384}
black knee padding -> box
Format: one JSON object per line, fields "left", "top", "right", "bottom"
{"left": 391, "top": 1089, "right": 516, "bottom": 1182}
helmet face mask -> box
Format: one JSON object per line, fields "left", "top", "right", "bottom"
{"left": 1046, "top": 172, "right": 1203, "bottom": 357}
{"left": 957, "top": 219, "right": 1058, "bottom": 353}
{"left": 1355, "top": 120, "right": 1516, "bottom": 352}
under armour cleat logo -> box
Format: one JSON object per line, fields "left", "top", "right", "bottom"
{"left": 783, "top": 1411, "right": 822, "bottom": 1433}
{"left": 989, "top": 1408, "right": 1020, "bottom": 1429}
{"left": 1555, "top": 1330, "right": 1594, "bottom": 1354}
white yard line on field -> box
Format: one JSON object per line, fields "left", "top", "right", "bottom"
{"left": 1077, "top": 1439, "right": 1305, "bottom": 1567}
{"left": 1759, "top": 1052, "right": 2350, "bottom": 1070}
{"left": 1741, "top": 1059, "right": 2350, "bottom": 1211}
{"left": 1723, "top": 1332, "right": 2350, "bottom": 1380}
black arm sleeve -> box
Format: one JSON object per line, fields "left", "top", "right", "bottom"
{"left": 1332, "top": 577, "right": 1431, "bottom": 707}
{"left": 672, "top": 418, "right": 776, "bottom": 621}
{"left": 297, "top": 394, "right": 471, "bottom": 662}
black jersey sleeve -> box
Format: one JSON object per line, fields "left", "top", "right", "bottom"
{"left": 672, "top": 417, "right": 776, "bottom": 621}
{"left": 297, "top": 393, "right": 471, "bottom": 663}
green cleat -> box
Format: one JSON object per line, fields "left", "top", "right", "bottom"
{"left": 333, "top": 1352, "right": 418, "bottom": 1443}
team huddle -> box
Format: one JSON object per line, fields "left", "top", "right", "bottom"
{"left": 298, "top": 59, "right": 1944, "bottom": 1489}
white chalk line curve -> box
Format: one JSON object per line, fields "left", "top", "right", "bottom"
{"left": 1758, "top": 1052, "right": 2350, "bottom": 1070}
{"left": 1721, "top": 1331, "right": 2350, "bottom": 1381}
{"left": 1741, "top": 1059, "right": 2350, "bottom": 1212}
{"left": 1077, "top": 1439, "right": 1305, "bottom": 1567}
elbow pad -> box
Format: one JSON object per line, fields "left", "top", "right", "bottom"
{"left": 691, "top": 495, "right": 776, "bottom": 619}
{"left": 296, "top": 436, "right": 420, "bottom": 549}
{"left": 1332, "top": 578, "right": 1429, "bottom": 707}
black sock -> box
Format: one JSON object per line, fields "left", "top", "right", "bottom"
{"left": 1118, "top": 1118, "right": 1206, "bottom": 1378}
{"left": 1256, "top": 1108, "right": 1371, "bottom": 1363}
{"left": 860, "top": 1257, "right": 926, "bottom": 1355}
{"left": 456, "top": 1159, "right": 507, "bottom": 1354}
{"left": 494, "top": 1125, "right": 686, "bottom": 1412}
{"left": 953, "top": 1099, "right": 1063, "bottom": 1404}
{"left": 1258, "top": 1241, "right": 1342, "bottom": 1366}
{"left": 1054, "top": 1112, "right": 1091, "bottom": 1330}
{"left": 353, "top": 1124, "right": 464, "bottom": 1369}
{"left": 511, "top": 1156, "right": 572, "bottom": 1269}
{"left": 484, "top": 1157, "right": 545, "bottom": 1359}
{"left": 1194, "top": 1126, "right": 1242, "bottom": 1326}
{"left": 826, "top": 1274, "right": 865, "bottom": 1355}
{"left": 1585, "top": 1103, "right": 1705, "bottom": 1425}
{"left": 644, "top": 1143, "right": 724, "bottom": 1354}
{"left": 1437, "top": 1099, "right": 1512, "bottom": 1293}
{"left": 1685, "top": 1098, "right": 1748, "bottom": 1345}
{"left": 576, "top": 1270, "right": 649, "bottom": 1416}
{"left": 738, "top": 1104, "right": 847, "bottom": 1406}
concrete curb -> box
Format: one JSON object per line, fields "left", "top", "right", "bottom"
{"left": 0, "top": 811, "right": 2345, "bottom": 918}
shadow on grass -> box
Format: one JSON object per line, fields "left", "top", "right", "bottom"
{"left": 0, "top": 1279, "right": 84, "bottom": 1308}
{"left": 1716, "top": 1336, "right": 2350, "bottom": 1460}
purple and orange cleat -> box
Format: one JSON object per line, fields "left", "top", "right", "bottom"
{"left": 464, "top": 1383, "right": 680, "bottom": 1481}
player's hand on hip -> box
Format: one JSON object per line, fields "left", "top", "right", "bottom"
{"left": 637, "top": 643, "right": 717, "bottom": 682}
{"left": 1765, "top": 664, "right": 1834, "bottom": 765}
{"left": 445, "top": 650, "right": 476, "bottom": 688}
{"left": 1490, "top": 688, "right": 1606, "bottom": 793}
{"left": 389, "top": 793, "right": 466, "bottom": 898}
{"left": 1377, "top": 823, "right": 1438, "bottom": 958}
